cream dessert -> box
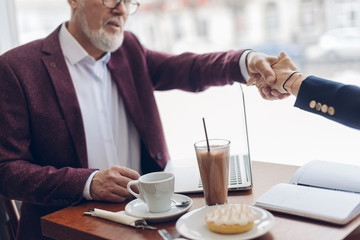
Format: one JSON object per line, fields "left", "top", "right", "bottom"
{"left": 205, "top": 204, "right": 258, "bottom": 234}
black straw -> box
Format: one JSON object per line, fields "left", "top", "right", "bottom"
{"left": 202, "top": 117, "right": 210, "bottom": 152}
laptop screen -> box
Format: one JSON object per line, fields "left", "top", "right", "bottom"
{"left": 156, "top": 83, "right": 251, "bottom": 161}
{"left": 158, "top": 83, "right": 253, "bottom": 193}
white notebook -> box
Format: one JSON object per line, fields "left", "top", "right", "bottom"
{"left": 255, "top": 160, "right": 360, "bottom": 225}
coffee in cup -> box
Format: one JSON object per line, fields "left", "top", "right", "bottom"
{"left": 127, "top": 172, "right": 174, "bottom": 213}
{"left": 194, "top": 139, "right": 230, "bottom": 205}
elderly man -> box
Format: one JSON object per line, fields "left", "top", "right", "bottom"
{"left": 0, "top": 0, "right": 283, "bottom": 239}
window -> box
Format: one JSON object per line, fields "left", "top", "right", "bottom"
{"left": 264, "top": 2, "right": 279, "bottom": 40}
{"left": 0, "top": 0, "right": 18, "bottom": 53}
{"left": 15, "top": 0, "right": 69, "bottom": 45}
{"left": 300, "top": 0, "right": 319, "bottom": 35}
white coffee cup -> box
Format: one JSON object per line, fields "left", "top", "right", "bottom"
{"left": 127, "top": 172, "right": 175, "bottom": 213}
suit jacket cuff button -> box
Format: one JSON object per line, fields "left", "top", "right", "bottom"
{"left": 156, "top": 152, "right": 163, "bottom": 160}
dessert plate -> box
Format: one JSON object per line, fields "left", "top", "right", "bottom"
{"left": 125, "top": 194, "right": 192, "bottom": 222}
{"left": 176, "top": 205, "right": 274, "bottom": 240}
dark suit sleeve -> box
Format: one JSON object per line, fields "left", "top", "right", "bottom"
{"left": 295, "top": 76, "right": 360, "bottom": 130}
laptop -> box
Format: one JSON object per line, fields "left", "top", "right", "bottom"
{"left": 164, "top": 83, "right": 253, "bottom": 193}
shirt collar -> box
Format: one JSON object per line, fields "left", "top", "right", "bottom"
{"left": 59, "top": 22, "right": 110, "bottom": 65}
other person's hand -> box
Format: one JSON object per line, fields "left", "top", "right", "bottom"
{"left": 268, "top": 52, "right": 299, "bottom": 93}
{"left": 265, "top": 52, "right": 307, "bottom": 97}
{"left": 245, "top": 51, "right": 290, "bottom": 100}
{"left": 90, "top": 166, "right": 140, "bottom": 202}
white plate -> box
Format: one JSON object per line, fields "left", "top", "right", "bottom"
{"left": 125, "top": 194, "right": 192, "bottom": 222}
{"left": 176, "top": 205, "right": 274, "bottom": 240}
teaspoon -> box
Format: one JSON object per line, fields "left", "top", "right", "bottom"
{"left": 171, "top": 199, "right": 190, "bottom": 207}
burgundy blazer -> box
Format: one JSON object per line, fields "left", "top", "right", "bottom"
{"left": 0, "top": 26, "right": 245, "bottom": 239}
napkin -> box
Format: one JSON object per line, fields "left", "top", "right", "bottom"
{"left": 84, "top": 208, "right": 156, "bottom": 229}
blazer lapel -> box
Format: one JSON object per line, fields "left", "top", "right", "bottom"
{"left": 108, "top": 51, "right": 149, "bottom": 147}
{"left": 41, "top": 27, "right": 88, "bottom": 167}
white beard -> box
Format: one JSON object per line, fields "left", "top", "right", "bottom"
{"left": 78, "top": 2, "right": 125, "bottom": 52}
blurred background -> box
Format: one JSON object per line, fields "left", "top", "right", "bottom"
{"left": 1, "top": 0, "right": 360, "bottom": 167}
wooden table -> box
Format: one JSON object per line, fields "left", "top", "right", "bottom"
{"left": 41, "top": 161, "right": 360, "bottom": 240}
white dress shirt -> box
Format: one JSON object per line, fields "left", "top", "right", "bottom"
{"left": 59, "top": 23, "right": 140, "bottom": 199}
{"left": 239, "top": 50, "right": 252, "bottom": 82}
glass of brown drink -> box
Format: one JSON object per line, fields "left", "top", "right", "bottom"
{"left": 194, "top": 139, "right": 230, "bottom": 205}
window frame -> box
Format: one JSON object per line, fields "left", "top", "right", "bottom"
{"left": 0, "top": 0, "right": 18, "bottom": 54}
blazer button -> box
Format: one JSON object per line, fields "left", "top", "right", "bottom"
{"left": 309, "top": 100, "right": 316, "bottom": 109}
{"left": 328, "top": 107, "right": 335, "bottom": 116}
{"left": 315, "top": 102, "right": 322, "bottom": 111}
{"left": 156, "top": 152, "right": 163, "bottom": 160}
{"left": 321, "top": 104, "right": 328, "bottom": 113}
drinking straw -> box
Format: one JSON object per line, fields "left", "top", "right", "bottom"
{"left": 202, "top": 117, "right": 210, "bottom": 152}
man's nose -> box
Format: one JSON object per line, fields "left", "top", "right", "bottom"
{"left": 112, "top": 1, "right": 128, "bottom": 15}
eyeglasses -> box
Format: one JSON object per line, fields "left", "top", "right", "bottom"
{"left": 102, "top": 0, "right": 140, "bottom": 15}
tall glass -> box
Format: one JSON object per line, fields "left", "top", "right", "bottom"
{"left": 194, "top": 139, "right": 230, "bottom": 205}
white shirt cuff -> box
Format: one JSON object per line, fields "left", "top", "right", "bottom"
{"left": 83, "top": 170, "right": 99, "bottom": 200}
{"left": 239, "top": 50, "right": 252, "bottom": 82}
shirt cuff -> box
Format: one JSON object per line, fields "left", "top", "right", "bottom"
{"left": 239, "top": 49, "right": 252, "bottom": 82}
{"left": 83, "top": 170, "right": 99, "bottom": 200}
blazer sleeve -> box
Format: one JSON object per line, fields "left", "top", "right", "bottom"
{"left": 124, "top": 32, "right": 247, "bottom": 92}
{"left": 0, "top": 55, "right": 95, "bottom": 207}
{"left": 147, "top": 49, "right": 246, "bottom": 92}
{"left": 294, "top": 75, "right": 360, "bottom": 130}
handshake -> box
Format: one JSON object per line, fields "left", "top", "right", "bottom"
{"left": 246, "top": 51, "right": 307, "bottom": 100}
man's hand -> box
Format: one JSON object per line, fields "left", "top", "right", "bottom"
{"left": 246, "top": 51, "right": 278, "bottom": 86}
{"left": 258, "top": 52, "right": 306, "bottom": 97}
{"left": 246, "top": 51, "right": 290, "bottom": 100}
{"left": 255, "top": 77, "right": 291, "bottom": 100}
{"left": 268, "top": 52, "right": 299, "bottom": 93}
{"left": 90, "top": 166, "right": 140, "bottom": 202}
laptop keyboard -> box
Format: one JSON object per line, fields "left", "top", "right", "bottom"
{"left": 198, "top": 155, "right": 242, "bottom": 188}
{"left": 230, "top": 155, "right": 243, "bottom": 185}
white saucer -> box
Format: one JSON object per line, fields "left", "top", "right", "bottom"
{"left": 125, "top": 194, "right": 192, "bottom": 222}
{"left": 176, "top": 205, "right": 274, "bottom": 240}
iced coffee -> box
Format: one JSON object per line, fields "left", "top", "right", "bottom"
{"left": 194, "top": 139, "right": 230, "bottom": 205}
